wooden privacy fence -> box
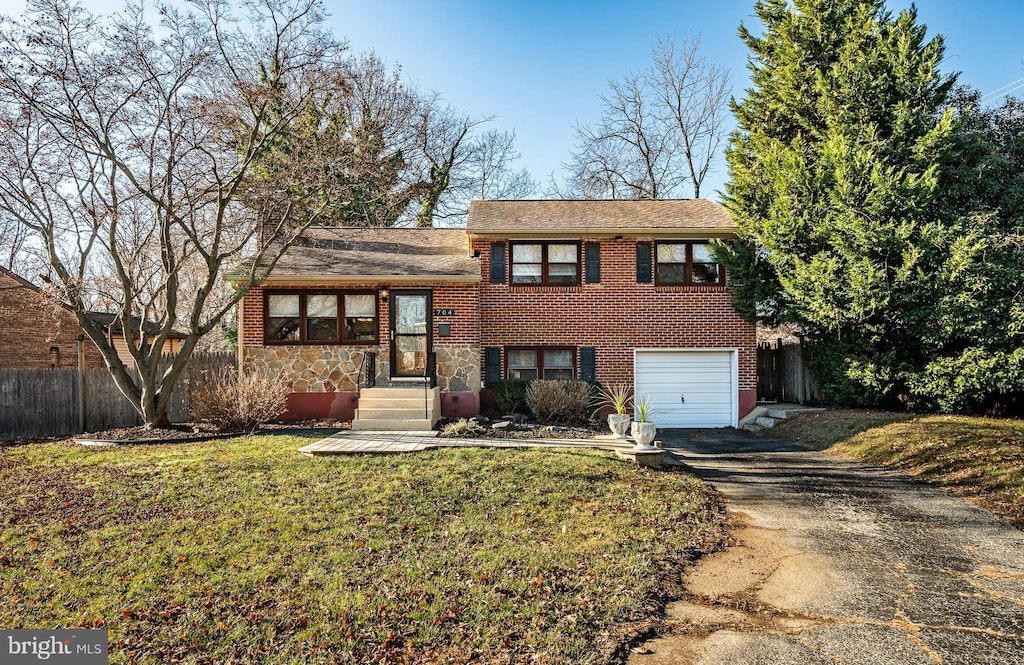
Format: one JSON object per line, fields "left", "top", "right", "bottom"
{"left": 161, "top": 351, "right": 236, "bottom": 423}
{"left": 0, "top": 351, "right": 234, "bottom": 440}
{"left": 757, "top": 339, "right": 826, "bottom": 404}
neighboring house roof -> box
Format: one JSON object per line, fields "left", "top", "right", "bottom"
{"left": 0, "top": 265, "right": 39, "bottom": 290}
{"left": 466, "top": 198, "right": 734, "bottom": 236}
{"left": 252, "top": 227, "right": 479, "bottom": 284}
{"left": 0, "top": 267, "right": 186, "bottom": 339}
{"left": 85, "top": 312, "right": 188, "bottom": 340}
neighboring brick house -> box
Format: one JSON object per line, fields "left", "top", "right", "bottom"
{"left": 0, "top": 266, "right": 104, "bottom": 369}
{"left": 236, "top": 200, "right": 757, "bottom": 428}
{"left": 0, "top": 266, "right": 185, "bottom": 370}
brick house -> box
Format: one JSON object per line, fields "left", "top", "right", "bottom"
{"left": 0, "top": 266, "right": 103, "bottom": 369}
{"left": 0, "top": 266, "right": 185, "bottom": 370}
{"left": 235, "top": 199, "right": 756, "bottom": 428}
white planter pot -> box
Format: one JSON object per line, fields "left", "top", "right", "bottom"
{"left": 607, "top": 413, "right": 632, "bottom": 438}
{"left": 630, "top": 421, "right": 657, "bottom": 449}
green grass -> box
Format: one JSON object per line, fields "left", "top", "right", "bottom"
{"left": 0, "top": 436, "right": 725, "bottom": 664}
{"left": 770, "top": 410, "right": 1024, "bottom": 529}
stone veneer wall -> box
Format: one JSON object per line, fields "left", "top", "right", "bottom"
{"left": 242, "top": 346, "right": 377, "bottom": 393}
{"left": 435, "top": 344, "right": 481, "bottom": 392}
{"left": 243, "top": 343, "right": 481, "bottom": 393}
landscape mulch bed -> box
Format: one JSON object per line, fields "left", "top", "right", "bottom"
{"left": 436, "top": 415, "right": 610, "bottom": 440}
{"left": 71, "top": 420, "right": 350, "bottom": 446}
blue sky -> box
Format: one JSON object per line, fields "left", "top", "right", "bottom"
{"left": 326, "top": 0, "right": 1024, "bottom": 201}
{"left": 7, "top": 0, "right": 1023, "bottom": 200}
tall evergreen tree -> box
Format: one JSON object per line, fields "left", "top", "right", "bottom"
{"left": 719, "top": 0, "right": 993, "bottom": 407}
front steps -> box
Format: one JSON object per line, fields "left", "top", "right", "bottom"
{"left": 352, "top": 386, "right": 441, "bottom": 431}
{"left": 740, "top": 404, "right": 824, "bottom": 434}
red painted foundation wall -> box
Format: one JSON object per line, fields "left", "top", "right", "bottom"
{"left": 279, "top": 390, "right": 484, "bottom": 421}
{"left": 281, "top": 388, "right": 751, "bottom": 424}
{"left": 440, "top": 391, "right": 481, "bottom": 419}
{"left": 280, "top": 392, "right": 359, "bottom": 421}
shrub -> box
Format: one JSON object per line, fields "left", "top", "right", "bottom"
{"left": 188, "top": 368, "right": 289, "bottom": 432}
{"left": 905, "top": 347, "right": 1024, "bottom": 415}
{"left": 493, "top": 379, "right": 530, "bottom": 414}
{"left": 438, "top": 418, "right": 485, "bottom": 438}
{"left": 526, "top": 380, "right": 596, "bottom": 424}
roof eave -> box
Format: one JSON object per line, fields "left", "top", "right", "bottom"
{"left": 252, "top": 274, "right": 481, "bottom": 286}
{"left": 466, "top": 228, "right": 737, "bottom": 240}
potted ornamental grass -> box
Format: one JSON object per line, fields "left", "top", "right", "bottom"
{"left": 630, "top": 394, "right": 659, "bottom": 450}
{"left": 596, "top": 383, "right": 633, "bottom": 438}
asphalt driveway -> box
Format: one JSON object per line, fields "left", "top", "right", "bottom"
{"left": 630, "top": 428, "right": 1024, "bottom": 665}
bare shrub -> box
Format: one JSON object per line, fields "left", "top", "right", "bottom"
{"left": 526, "top": 380, "right": 596, "bottom": 424}
{"left": 188, "top": 368, "right": 289, "bottom": 432}
{"left": 439, "top": 418, "right": 485, "bottom": 438}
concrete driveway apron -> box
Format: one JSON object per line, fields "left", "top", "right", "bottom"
{"left": 629, "top": 429, "right": 1024, "bottom": 665}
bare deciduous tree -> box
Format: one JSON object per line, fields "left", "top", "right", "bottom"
{"left": 0, "top": 0, "right": 349, "bottom": 428}
{"left": 648, "top": 35, "right": 731, "bottom": 199}
{"left": 412, "top": 96, "right": 489, "bottom": 227}
{"left": 466, "top": 129, "right": 538, "bottom": 201}
{"left": 566, "top": 72, "right": 679, "bottom": 199}
{"left": 423, "top": 126, "right": 537, "bottom": 226}
{"left": 0, "top": 214, "right": 29, "bottom": 272}
{"left": 263, "top": 51, "right": 533, "bottom": 229}
{"left": 562, "top": 34, "right": 730, "bottom": 200}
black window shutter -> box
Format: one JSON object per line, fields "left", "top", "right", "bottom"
{"left": 636, "top": 242, "right": 652, "bottom": 283}
{"left": 484, "top": 347, "right": 502, "bottom": 387}
{"left": 585, "top": 242, "right": 601, "bottom": 283}
{"left": 490, "top": 242, "right": 507, "bottom": 284}
{"left": 580, "top": 347, "right": 596, "bottom": 382}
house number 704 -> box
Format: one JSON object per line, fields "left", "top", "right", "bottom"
{"left": 433, "top": 309, "right": 455, "bottom": 316}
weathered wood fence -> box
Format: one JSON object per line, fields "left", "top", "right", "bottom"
{"left": 0, "top": 351, "right": 234, "bottom": 440}
{"left": 757, "top": 339, "right": 826, "bottom": 404}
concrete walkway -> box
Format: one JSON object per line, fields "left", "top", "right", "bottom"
{"left": 630, "top": 428, "right": 1024, "bottom": 665}
{"left": 298, "top": 429, "right": 636, "bottom": 456}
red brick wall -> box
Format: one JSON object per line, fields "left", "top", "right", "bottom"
{"left": 240, "top": 282, "right": 481, "bottom": 348}
{"left": 237, "top": 236, "right": 757, "bottom": 420}
{"left": 476, "top": 238, "right": 756, "bottom": 395}
{"left": 0, "top": 271, "right": 105, "bottom": 369}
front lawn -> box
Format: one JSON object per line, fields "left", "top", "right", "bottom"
{"left": 769, "top": 411, "right": 1024, "bottom": 529}
{"left": 0, "top": 436, "right": 725, "bottom": 664}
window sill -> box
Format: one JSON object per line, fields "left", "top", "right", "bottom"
{"left": 263, "top": 340, "right": 380, "bottom": 346}
{"left": 507, "top": 285, "right": 581, "bottom": 292}
{"left": 653, "top": 284, "right": 729, "bottom": 292}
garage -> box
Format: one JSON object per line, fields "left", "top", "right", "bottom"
{"left": 634, "top": 349, "right": 737, "bottom": 428}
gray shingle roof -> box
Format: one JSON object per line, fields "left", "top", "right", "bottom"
{"left": 466, "top": 198, "right": 733, "bottom": 231}
{"left": 263, "top": 227, "right": 478, "bottom": 279}
{"left": 85, "top": 312, "right": 188, "bottom": 339}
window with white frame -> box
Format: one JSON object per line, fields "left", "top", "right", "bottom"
{"left": 264, "top": 291, "right": 378, "bottom": 344}
{"left": 510, "top": 242, "right": 580, "bottom": 285}
{"left": 506, "top": 347, "right": 576, "bottom": 380}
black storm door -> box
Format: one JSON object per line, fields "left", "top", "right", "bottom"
{"left": 389, "top": 290, "right": 432, "bottom": 377}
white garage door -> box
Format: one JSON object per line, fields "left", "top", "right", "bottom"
{"left": 634, "top": 350, "right": 736, "bottom": 428}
